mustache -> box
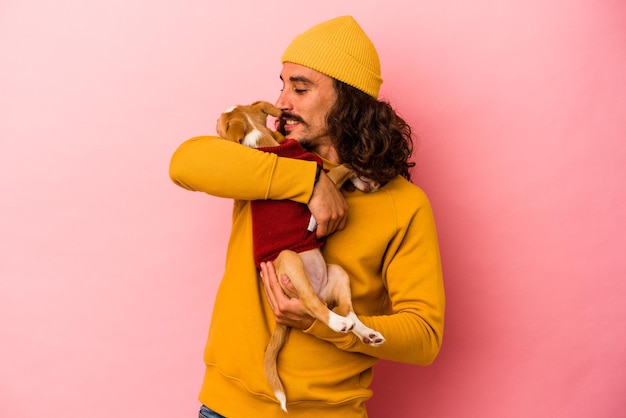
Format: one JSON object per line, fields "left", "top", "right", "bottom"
{"left": 276, "top": 112, "right": 305, "bottom": 134}
{"left": 280, "top": 112, "right": 304, "bottom": 124}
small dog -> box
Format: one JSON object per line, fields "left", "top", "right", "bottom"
{"left": 216, "top": 101, "right": 385, "bottom": 412}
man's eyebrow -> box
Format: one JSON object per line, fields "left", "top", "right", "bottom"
{"left": 280, "top": 75, "right": 314, "bottom": 85}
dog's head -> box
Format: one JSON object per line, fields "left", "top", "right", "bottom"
{"left": 216, "top": 101, "right": 282, "bottom": 148}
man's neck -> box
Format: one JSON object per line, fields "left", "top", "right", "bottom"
{"left": 313, "top": 144, "right": 340, "bottom": 164}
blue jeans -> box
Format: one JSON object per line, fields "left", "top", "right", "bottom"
{"left": 199, "top": 405, "right": 225, "bottom": 418}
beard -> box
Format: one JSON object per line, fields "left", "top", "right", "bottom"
{"left": 276, "top": 113, "right": 332, "bottom": 153}
{"left": 277, "top": 114, "right": 312, "bottom": 150}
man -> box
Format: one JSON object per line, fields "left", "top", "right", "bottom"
{"left": 170, "top": 15, "right": 445, "bottom": 418}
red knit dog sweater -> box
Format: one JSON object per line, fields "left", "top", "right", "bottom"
{"left": 251, "top": 139, "right": 325, "bottom": 268}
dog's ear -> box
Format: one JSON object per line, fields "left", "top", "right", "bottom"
{"left": 216, "top": 110, "right": 247, "bottom": 143}
{"left": 223, "top": 119, "right": 247, "bottom": 143}
{"left": 251, "top": 101, "right": 282, "bottom": 117}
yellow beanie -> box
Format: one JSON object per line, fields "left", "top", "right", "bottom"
{"left": 281, "top": 16, "right": 383, "bottom": 99}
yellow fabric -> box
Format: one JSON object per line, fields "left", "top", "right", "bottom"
{"left": 169, "top": 136, "right": 445, "bottom": 417}
{"left": 281, "top": 16, "right": 383, "bottom": 99}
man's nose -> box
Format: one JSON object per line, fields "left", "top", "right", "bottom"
{"left": 275, "top": 89, "right": 291, "bottom": 112}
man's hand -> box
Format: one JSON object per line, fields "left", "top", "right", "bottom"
{"left": 260, "top": 261, "right": 315, "bottom": 330}
{"left": 308, "top": 170, "right": 348, "bottom": 238}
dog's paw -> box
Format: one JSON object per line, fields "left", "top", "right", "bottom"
{"left": 349, "top": 312, "right": 385, "bottom": 346}
{"left": 350, "top": 175, "right": 380, "bottom": 193}
{"left": 328, "top": 311, "right": 355, "bottom": 333}
{"left": 360, "top": 330, "right": 385, "bottom": 346}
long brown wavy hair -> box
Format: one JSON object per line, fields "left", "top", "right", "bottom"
{"left": 327, "top": 80, "right": 415, "bottom": 186}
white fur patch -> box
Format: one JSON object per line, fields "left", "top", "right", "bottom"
{"left": 351, "top": 175, "right": 380, "bottom": 193}
{"left": 275, "top": 391, "right": 287, "bottom": 412}
{"left": 223, "top": 105, "right": 236, "bottom": 113}
{"left": 327, "top": 311, "right": 355, "bottom": 333}
{"left": 242, "top": 127, "right": 262, "bottom": 148}
{"left": 241, "top": 114, "right": 263, "bottom": 147}
{"left": 307, "top": 215, "right": 318, "bottom": 232}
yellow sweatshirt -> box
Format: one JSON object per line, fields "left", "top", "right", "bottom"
{"left": 169, "top": 136, "right": 445, "bottom": 417}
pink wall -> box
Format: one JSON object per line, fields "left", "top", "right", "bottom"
{"left": 1, "top": 1, "right": 624, "bottom": 417}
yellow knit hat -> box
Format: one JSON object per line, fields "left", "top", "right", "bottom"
{"left": 281, "top": 16, "right": 383, "bottom": 99}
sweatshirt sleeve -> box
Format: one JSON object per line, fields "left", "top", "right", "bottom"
{"left": 305, "top": 190, "right": 445, "bottom": 366}
{"left": 169, "top": 136, "right": 318, "bottom": 203}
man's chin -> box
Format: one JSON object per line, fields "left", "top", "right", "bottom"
{"left": 277, "top": 126, "right": 292, "bottom": 139}
{"left": 281, "top": 129, "right": 300, "bottom": 143}
{"left": 279, "top": 128, "right": 311, "bottom": 148}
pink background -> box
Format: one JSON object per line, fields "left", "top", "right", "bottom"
{"left": 1, "top": 1, "right": 624, "bottom": 417}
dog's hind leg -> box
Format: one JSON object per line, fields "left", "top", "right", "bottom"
{"left": 323, "top": 264, "right": 385, "bottom": 347}
{"left": 273, "top": 250, "right": 355, "bottom": 333}
{"left": 348, "top": 312, "right": 385, "bottom": 346}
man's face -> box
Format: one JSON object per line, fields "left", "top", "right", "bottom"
{"left": 275, "top": 62, "right": 337, "bottom": 153}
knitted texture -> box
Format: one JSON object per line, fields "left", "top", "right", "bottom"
{"left": 281, "top": 16, "right": 383, "bottom": 98}
{"left": 250, "top": 139, "right": 325, "bottom": 267}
